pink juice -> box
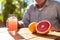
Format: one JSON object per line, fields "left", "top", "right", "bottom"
{"left": 8, "top": 17, "right": 18, "bottom": 31}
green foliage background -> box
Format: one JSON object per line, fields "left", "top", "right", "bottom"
{"left": 1, "top": 0, "right": 27, "bottom": 26}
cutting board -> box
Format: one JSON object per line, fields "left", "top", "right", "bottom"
{"left": 18, "top": 28, "right": 60, "bottom": 40}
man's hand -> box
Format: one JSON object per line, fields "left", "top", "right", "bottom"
{"left": 18, "top": 21, "right": 24, "bottom": 29}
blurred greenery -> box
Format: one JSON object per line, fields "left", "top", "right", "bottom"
{"left": 0, "top": 14, "right": 3, "bottom": 22}
{"left": 1, "top": 0, "right": 27, "bottom": 26}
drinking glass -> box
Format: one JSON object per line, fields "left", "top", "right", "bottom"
{"left": 7, "top": 14, "right": 18, "bottom": 35}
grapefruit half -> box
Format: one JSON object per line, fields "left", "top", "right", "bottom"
{"left": 28, "top": 22, "right": 37, "bottom": 33}
{"left": 36, "top": 20, "right": 51, "bottom": 34}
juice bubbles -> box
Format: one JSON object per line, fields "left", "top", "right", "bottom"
{"left": 8, "top": 16, "right": 18, "bottom": 32}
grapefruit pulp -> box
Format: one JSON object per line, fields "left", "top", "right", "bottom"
{"left": 36, "top": 20, "right": 51, "bottom": 34}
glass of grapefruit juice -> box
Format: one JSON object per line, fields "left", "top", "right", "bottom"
{"left": 7, "top": 14, "right": 18, "bottom": 35}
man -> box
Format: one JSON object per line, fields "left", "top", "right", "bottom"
{"left": 18, "top": 0, "right": 60, "bottom": 31}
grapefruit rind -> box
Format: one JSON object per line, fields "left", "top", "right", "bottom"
{"left": 36, "top": 20, "right": 51, "bottom": 34}
{"left": 28, "top": 22, "right": 37, "bottom": 33}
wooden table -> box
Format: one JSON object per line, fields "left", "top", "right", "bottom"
{"left": 0, "top": 28, "right": 60, "bottom": 40}
{"left": 18, "top": 28, "right": 60, "bottom": 40}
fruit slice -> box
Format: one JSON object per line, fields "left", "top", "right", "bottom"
{"left": 36, "top": 20, "right": 51, "bottom": 34}
{"left": 28, "top": 22, "right": 37, "bottom": 33}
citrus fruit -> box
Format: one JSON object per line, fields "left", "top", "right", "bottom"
{"left": 28, "top": 22, "right": 37, "bottom": 33}
{"left": 36, "top": 20, "right": 51, "bottom": 34}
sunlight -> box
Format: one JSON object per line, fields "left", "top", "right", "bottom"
{"left": 24, "top": 0, "right": 34, "bottom": 5}
{"left": 0, "top": 3, "right": 2, "bottom": 11}
{"left": 0, "top": 3, "right": 2, "bottom": 13}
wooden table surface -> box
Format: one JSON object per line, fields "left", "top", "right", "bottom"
{"left": 17, "top": 28, "right": 60, "bottom": 40}
{"left": 0, "top": 27, "right": 60, "bottom": 40}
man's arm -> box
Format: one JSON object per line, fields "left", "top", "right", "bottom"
{"left": 18, "top": 4, "right": 32, "bottom": 27}
{"left": 52, "top": 2, "right": 60, "bottom": 32}
{"left": 56, "top": 2, "right": 60, "bottom": 23}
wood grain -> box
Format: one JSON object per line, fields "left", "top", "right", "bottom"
{"left": 18, "top": 28, "right": 60, "bottom": 40}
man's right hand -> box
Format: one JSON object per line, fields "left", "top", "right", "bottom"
{"left": 18, "top": 21, "right": 24, "bottom": 29}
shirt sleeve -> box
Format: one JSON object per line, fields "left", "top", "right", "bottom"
{"left": 56, "top": 3, "right": 60, "bottom": 23}
{"left": 22, "top": 4, "right": 32, "bottom": 27}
